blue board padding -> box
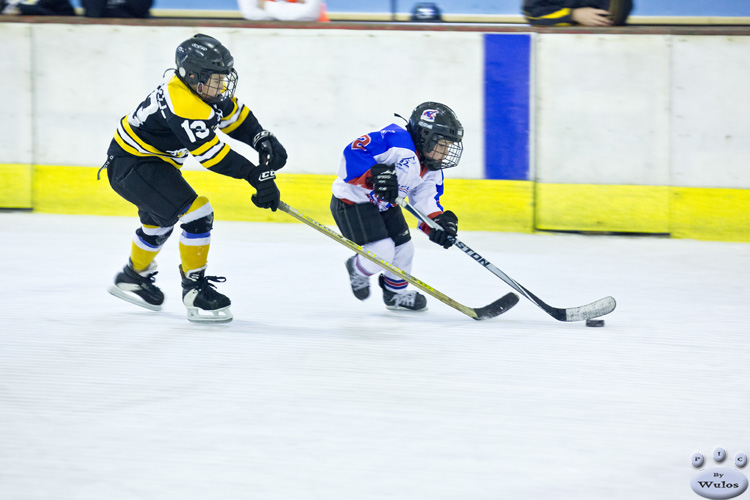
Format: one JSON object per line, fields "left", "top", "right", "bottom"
{"left": 484, "top": 34, "right": 530, "bottom": 181}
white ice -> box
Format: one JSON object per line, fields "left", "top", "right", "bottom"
{"left": 1, "top": 212, "right": 748, "bottom": 500}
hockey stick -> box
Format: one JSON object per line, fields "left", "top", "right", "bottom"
{"left": 278, "top": 201, "right": 519, "bottom": 321}
{"left": 397, "top": 198, "right": 616, "bottom": 322}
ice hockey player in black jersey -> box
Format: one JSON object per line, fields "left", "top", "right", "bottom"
{"left": 104, "top": 33, "right": 287, "bottom": 323}
{"left": 522, "top": 0, "right": 632, "bottom": 27}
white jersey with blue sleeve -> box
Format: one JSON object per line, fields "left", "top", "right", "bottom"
{"left": 331, "top": 123, "right": 446, "bottom": 218}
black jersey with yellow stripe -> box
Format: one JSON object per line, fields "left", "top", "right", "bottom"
{"left": 523, "top": 0, "right": 577, "bottom": 26}
{"left": 523, "top": 0, "right": 631, "bottom": 26}
{"left": 523, "top": 0, "right": 608, "bottom": 26}
{"left": 108, "top": 75, "right": 264, "bottom": 179}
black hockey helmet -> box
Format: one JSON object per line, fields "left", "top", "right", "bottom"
{"left": 406, "top": 102, "right": 464, "bottom": 170}
{"left": 175, "top": 34, "right": 238, "bottom": 104}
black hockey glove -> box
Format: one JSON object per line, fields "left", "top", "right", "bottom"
{"left": 428, "top": 211, "right": 458, "bottom": 249}
{"left": 252, "top": 130, "right": 288, "bottom": 171}
{"left": 247, "top": 165, "right": 280, "bottom": 211}
{"left": 370, "top": 164, "right": 399, "bottom": 204}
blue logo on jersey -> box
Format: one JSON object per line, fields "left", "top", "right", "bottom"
{"left": 395, "top": 156, "right": 416, "bottom": 171}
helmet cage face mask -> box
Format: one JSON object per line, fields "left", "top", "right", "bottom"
{"left": 409, "top": 102, "right": 464, "bottom": 171}
{"left": 192, "top": 69, "right": 238, "bottom": 104}
{"left": 421, "top": 132, "right": 463, "bottom": 170}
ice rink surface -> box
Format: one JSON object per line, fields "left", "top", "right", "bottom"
{"left": 1, "top": 212, "right": 748, "bottom": 500}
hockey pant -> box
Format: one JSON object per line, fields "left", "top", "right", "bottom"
{"left": 330, "top": 196, "right": 414, "bottom": 293}
{"left": 106, "top": 155, "right": 214, "bottom": 274}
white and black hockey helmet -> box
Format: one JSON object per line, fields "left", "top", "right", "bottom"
{"left": 175, "top": 34, "right": 238, "bottom": 104}
{"left": 407, "top": 102, "right": 464, "bottom": 171}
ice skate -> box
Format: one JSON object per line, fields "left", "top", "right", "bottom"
{"left": 108, "top": 260, "right": 164, "bottom": 311}
{"left": 180, "top": 265, "right": 233, "bottom": 323}
{"left": 345, "top": 255, "right": 370, "bottom": 300}
{"left": 379, "top": 275, "right": 427, "bottom": 312}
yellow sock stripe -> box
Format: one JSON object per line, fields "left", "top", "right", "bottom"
{"left": 180, "top": 196, "right": 212, "bottom": 221}
{"left": 179, "top": 241, "right": 210, "bottom": 272}
{"left": 178, "top": 196, "right": 213, "bottom": 273}
{"left": 130, "top": 241, "right": 160, "bottom": 272}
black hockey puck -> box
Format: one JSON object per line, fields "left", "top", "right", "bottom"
{"left": 586, "top": 319, "right": 605, "bottom": 327}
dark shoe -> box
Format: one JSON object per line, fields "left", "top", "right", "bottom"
{"left": 108, "top": 260, "right": 164, "bottom": 311}
{"left": 345, "top": 255, "right": 370, "bottom": 300}
{"left": 379, "top": 275, "right": 427, "bottom": 312}
{"left": 180, "top": 266, "right": 232, "bottom": 323}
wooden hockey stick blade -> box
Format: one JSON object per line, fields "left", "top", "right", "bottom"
{"left": 397, "top": 198, "right": 616, "bottom": 322}
{"left": 278, "top": 201, "right": 519, "bottom": 321}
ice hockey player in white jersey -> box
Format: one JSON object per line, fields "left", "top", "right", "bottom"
{"left": 331, "top": 102, "right": 464, "bottom": 312}
{"left": 103, "top": 33, "right": 287, "bottom": 323}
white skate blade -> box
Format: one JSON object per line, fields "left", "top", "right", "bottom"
{"left": 108, "top": 285, "right": 162, "bottom": 311}
{"left": 186, "top": 306, "right": 233, "bottom": 324}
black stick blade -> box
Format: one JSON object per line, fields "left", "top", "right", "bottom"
{"left": 472, "top": 292, "right": 520, "bottom": 321}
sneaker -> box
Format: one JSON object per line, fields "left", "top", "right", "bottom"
{"left": 108, "top": 260, "right": 164, "bottom": 311}
{"left": 345, "top": 255, "right": 370, "bottom": 300}
{"left": 180, "top": 265, "right": 233, "bottom": 323}
{"left": 378, "top": 275, "right": 427, "bottom": 312}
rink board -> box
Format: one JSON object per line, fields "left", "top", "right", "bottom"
{"left": 2, "top": 25, "right": 750, "bottom": 242}
{"left": 5, "top": 164, "right": 748, "bottom": 241}
{"left": 22, "top": 165, "right": 534, "bottom": 234}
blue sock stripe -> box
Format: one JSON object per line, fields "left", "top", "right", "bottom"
{"left": 137, "top": 234, "right": 160, "bottom": 249}
{"left": 384, "top": 276, "right": 407, "bottom": 289}
{"left": 182, "top": 231, "right": 211, "bottom": 239}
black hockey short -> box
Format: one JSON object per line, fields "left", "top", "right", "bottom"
{"left": 106, "top": 155, "right": 197, "bottom": 227}
{"left": 330, "top": 196, "right": 411, "bottom": 246}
